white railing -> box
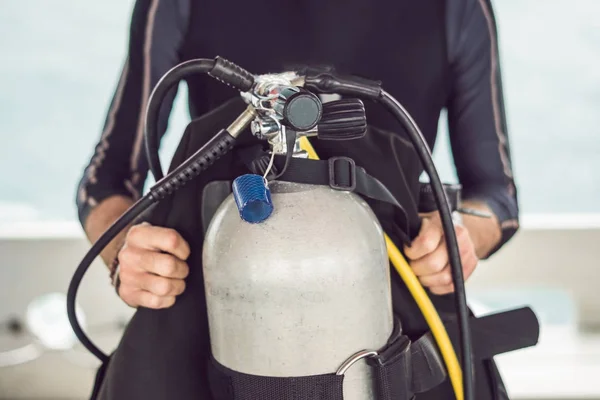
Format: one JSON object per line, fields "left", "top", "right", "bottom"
{"left": 0, "top": 215, "right": 599, "bottom": 399}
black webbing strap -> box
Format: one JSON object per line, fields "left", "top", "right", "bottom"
{"left": 369, "top": 304, "right": 539, "bottom": 400}
{"left": 364, "top": 318, "right": 446, "bottom": 400}
{"left": 366, "top": 307, "right": 540, "bottom": 399}
{"left": 410, "top": 333, "right": 447, "bottom": 393}
{"left": 369, "top": 332, "right": 448, "bottom": 399}
{"left": 445, "top": 306, "right": 540, "bottom": 361}
{"left": 280, "top": 155, "right": 413, "bottom": 242}
{"left": 370, "top": 336, "right": 413, "bottom": 400}
{"left": 208, "top": 354, "right": 345, "bottom": 400}
{"left": 235, "top": 148, "right": 413, "bottom": 243}
{"left": 207, "top": 318, "right": 447, "bottom": 400}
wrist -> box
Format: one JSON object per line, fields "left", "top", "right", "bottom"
{"left": 460, "top": 200, "right": 501, "bottom": 259}
{"left": 82, "top": 194, "right": 134, "bottom": 266}
{"left": 103, "top": 234, "right": 127, "bottom": 266}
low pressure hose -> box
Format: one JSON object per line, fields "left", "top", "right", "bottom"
{"left": 67, "top": 126, "right": 244, "bottom": 362}
{"left": 144, "top": 57, "right": 255, "bottom": 181}
{"left": 379, "top": 91, "right": 473, "bottom": 400}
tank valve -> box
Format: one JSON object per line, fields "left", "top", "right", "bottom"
{"left": 232, "top": 174, "right": 274, "bottom": 223}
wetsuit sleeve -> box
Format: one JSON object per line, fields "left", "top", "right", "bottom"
{"left": 445, "top": 0, "right": 519, "bottom": 255}
{"left": 76, "top": 0, "right": 191, "bottom": 227}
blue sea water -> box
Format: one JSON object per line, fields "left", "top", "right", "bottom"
{"left": 0, "top": 0, "right": 599, "bottom": 222}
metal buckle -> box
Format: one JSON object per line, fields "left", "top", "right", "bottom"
{"left": 336, "top": 349, "right": 379, "bottom": 375}
{"left": 328, "top": 157, "right": 356, "bottom": 191}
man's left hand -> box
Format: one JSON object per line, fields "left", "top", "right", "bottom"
{"left": 403, "top": 212, "right": 478, "bottom": 295}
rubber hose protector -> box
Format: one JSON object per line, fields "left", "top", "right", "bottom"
{"left": 150, "top": 129, "right": 236, "bottom": 200}
{"left": 146, "top": 58, "right": 216, "bottom": 181}
{"left": 209, "top": 56, "right": 255, "bottom": 92}
{"left": 304, "top": 73, "right": 382, "bottom": 99}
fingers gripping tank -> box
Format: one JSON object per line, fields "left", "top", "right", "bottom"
{"left": 202, "top": 181, "right": 394, "bottom": 400}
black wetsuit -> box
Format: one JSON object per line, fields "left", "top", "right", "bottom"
{"left": 77, "top": 0, "right": 518, "bottom": 398}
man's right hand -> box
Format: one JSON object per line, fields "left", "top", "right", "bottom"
{"left": 117, "top": 222, "right": 190, "bottom": 309}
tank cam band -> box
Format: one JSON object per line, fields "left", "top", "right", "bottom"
{"left": 206, "top": 317, "right": 443, "bottom": 400}
{"left": 208, "top": 357, "right": 345, "bottom": 400}
{"left": 206, "top": 308, "right": 538, "bottom": 400}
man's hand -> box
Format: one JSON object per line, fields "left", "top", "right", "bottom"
{"left": 117, "top": 222, "right": 190, "bottom": 309}
{"left": 404, "top": 213, "right": 478, "bottom": 295}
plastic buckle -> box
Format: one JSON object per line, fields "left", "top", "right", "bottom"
{"left": 328, "top": 157, "right": 356, "bottom": 191}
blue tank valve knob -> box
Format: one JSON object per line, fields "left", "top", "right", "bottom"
{"left": 232, "top": 174, "right": 274, "bottom": 223}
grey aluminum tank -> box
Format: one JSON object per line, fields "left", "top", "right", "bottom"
{"left": 202, "top": 181, "right": 394, "bottom": 400}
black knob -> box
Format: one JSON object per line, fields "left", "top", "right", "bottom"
{"left": 418, "top": 182, "right": 462, "bottom": 214}
{"left": 282, "top": 89, "right": 323, "bottom": 131}
{"left": 317, "top": 98, "right": 367, "bottom": 140}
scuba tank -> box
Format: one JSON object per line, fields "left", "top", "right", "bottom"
{"left": 204, "top": 180, "right": 393, "bottom": 400}
{"left": 202, "top": 80, "right": 395, "bottom": 399}
{"left": 67, "top": 57, "right": 540, "bottom": 400}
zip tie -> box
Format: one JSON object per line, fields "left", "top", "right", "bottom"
{"left": 263, "top": 149, "right": 276, "bottom": 186}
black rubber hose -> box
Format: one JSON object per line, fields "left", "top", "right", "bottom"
{"left": 67, "top": 195, "right": 155, "bottom": 363}
{"left": 379, "top": 91, "right": 474, "bottom": 400}
{"left": 144, "top": 59, "right": 216, "bottom": 182}
{"left": 68, "top": 129, "right": 237, "bottom": 363}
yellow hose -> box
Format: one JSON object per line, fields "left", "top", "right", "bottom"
{"left": 299, "top": 136, "right": 463, "bottom": 400}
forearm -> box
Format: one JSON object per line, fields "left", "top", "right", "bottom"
{"left": 445, "top": 0, "right": 519, "bottom": 257}
{"left": 460, "top": 199, "right": 502, "bottom": 260}
{"left": 83, "top": 195, "right": 135, "bottom": 267}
